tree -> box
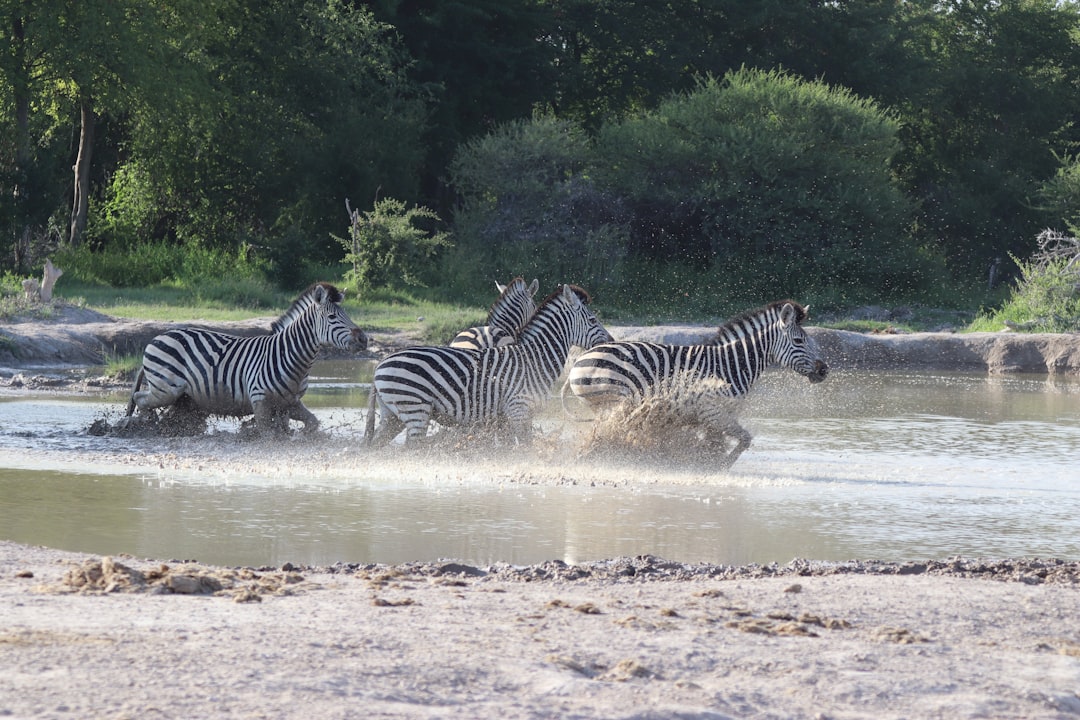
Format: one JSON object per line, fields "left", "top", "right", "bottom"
{"left": 890, "top": 0, "right": 1080, "bottom": 277}
{"left": 447, "top": 114, "right": 630, "bottom": 299}
{"left": 365, "top": 0, "right": 557, "bottom": 207}
{"left": 335, "top": 197, "right": 451, "bottom": 293}
{"left": 594, "top": 69, "right": 931, "bottom": 302}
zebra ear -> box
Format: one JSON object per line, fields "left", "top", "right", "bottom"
{"left": 495, "top": 281, "right": 507, "bottom": 293}
{"left": 561, "top": 283, "right": 577, "bottom": 304}
{"left": 528, "top": 279, "right": 539, "bottom": 296}
{"left": 313, "top": 284, "right": 328, "bottom": 305}
{"left": 780, "top": 302, "right": 798, "bottom": 327}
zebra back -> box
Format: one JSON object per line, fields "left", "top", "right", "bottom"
{"left": 565, "top": 299, "right": 828, "bottom": 410}
{"left": 449, "top": 277, "right": 539, "bottom": 350}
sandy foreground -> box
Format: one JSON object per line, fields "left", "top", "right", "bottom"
{"left": 1, "top": 541, "right": 1079, "bottom": 719}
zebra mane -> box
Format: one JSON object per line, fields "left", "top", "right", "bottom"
{"left": 714, "top": 299, "right": 807, "bottom": 338}
{"left": 514, "top": 284, "right": 591, "bottom": 336}
{"left": 270, "top": 282, "right": 344, "bottom": 332}
{"left": 540, "top": 284, "right": 591, "bottom": 306}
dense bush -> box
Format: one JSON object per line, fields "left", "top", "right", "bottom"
{"left": 596, "top": 69, "right": 941, "bottom": 304}
{"left": 449, "top": 70, "right": 949, "bottom": 312}
{"left": 446, "top": 116, "right": 631, "bottom": 303}
{"left": 333, "top": 198, "right": 452, "bottom": 297}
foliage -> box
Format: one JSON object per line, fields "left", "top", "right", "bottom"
{"left": 334, "top": 198, "right": 452, "bottom": 296}
{"left": 888, "top": 0, "right": 1080, "bottom": 277}
{"left": 448, "top": 71, "right": 955, "bottom": 311}
{"left": 599, "top": 69, "right": 938, "bottom": 303}
{"left": 366, "top": 0, "right": 556, "bottom": 205}
{"left": 53, "top": 240, "right": 275, "bottom": 309}
{"left": 971, "top": 230, "right": 1080, "bottom": 333}
{"left": 447, "top": 115, "right": 630, "bottom": 301}
{"left": 1039, "top": 154, "right": 1080, "bottom": 237}
{"left": 4, "top": 0, "right": 1080, "bottom": 322}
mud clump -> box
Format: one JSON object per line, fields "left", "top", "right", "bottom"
{"left": 53, "top": 556, "right": 309, "bottom": 602}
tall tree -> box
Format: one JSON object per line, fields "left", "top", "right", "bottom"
{"left": 0, "top": 0, "right": 213, "bottom": 250}
{"left": 365, "top": 0, "right": 556, "bottom": 206}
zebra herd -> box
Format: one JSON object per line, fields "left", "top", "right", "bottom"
{"left": 122, "top": 278, "right": 829, "bottom": 462}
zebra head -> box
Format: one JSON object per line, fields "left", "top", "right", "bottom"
{"left": 488, "top": 277, "right": 540, "bottom": 335}
{"left": 556, "top": 283, "right": 613, "bottom": 350}
{"left": 288, "top": 282, "right": 368, "bottom": 351}
{"left": 771, "top": 301, "right": 828, "bottom": 383}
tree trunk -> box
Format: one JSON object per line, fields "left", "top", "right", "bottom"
{"left": 69, "top": 96, "right": 97, "bottom": 246}
{"left": 11, "top": 14, "right": 32, "bottom": 271}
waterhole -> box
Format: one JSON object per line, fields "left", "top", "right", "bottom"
{"left": 1, "top": 363, "right": 1077, "bottom": 567}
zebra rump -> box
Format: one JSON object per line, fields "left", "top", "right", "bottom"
{"left": 126, "top": 282, "right": 365, "bottom": 434}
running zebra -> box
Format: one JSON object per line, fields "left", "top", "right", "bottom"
{"left": 125, "top": 283, "right": 367, "bottom": 434}
{"left": 366, "top": 283, "right": 612, "bottom": 444}
{"left": 563, "top": 300, "right": 828, "bottom": 461}
{"left": 449, "top": 277, "right": 539, "bottom": 350}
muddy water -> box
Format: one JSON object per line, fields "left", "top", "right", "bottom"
{"left": 0, "top": 364, "right": 1078, "bottom": 568}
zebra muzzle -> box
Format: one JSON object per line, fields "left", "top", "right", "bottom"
{"left": 807, "top": 360, "right": 829, "bottom": 383}
{"left": 351, "top": 328, "right": 369, "bottom": 352}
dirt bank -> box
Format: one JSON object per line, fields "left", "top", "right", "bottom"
{"left": 3, "top": 305, "right": 1080, "bottom": 377}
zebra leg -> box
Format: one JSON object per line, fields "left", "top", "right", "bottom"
{"left": 132, "top": 375, "right": 189, "bottom": 413}
{"left": 363, "top": 388, "right": 420, "bottom": 446}
{"left": 363, "top": 388, "right": 379, "bottom": 446}
{"left": 720, "top": 421, "right": 753, "bottom": 468}
{"left": 251, "top": 399, "right": 281, "bottom": 436}
{"left": 285, "top": 402, "right": 320, "bottom": 433}
{"left": 125, "top": 368, "right": 146, "bottom": 417}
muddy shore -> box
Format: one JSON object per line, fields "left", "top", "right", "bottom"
{"left": 2, "top": 304, "right": 1080, "bottom": 382}
{"left": 2, "top": 307, "right": 1080, "bottom": 718}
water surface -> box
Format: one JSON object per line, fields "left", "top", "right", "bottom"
{"left": 0, "top": 367, "right": 1077, "bottom": 567}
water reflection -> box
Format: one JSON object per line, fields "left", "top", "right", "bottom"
{"left": 0, "top": 368, "right": 1078, "bottom": 567}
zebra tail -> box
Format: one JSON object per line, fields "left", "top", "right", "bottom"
{"left": 125, "top": 367, "right": 145, "bottom": 417}
{"left": 363, "top": 385, "right": 378, "bottom": 445}
{"left": 559, "top": 378, "right": 593, "bottom": 423}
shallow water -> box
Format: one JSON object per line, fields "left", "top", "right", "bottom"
{"left": 0, "top": 365, "right": 1077, "bottom": 567}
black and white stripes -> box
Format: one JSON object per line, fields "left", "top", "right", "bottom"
{"left": 449, "top": 277, "right": 539, "bottom": 350}
{"left": 368, "top": 283, "right": 612, "bottom": 443}
{"left": 126, "top": 283, "right": 366, "bottom": 433}
{"left": 564, "top": 299, "right": 828, "bottom": 408}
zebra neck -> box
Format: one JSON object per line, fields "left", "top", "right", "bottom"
{"left": 276, "top": 321, "right": 321, "bottom": 372}
{"left": 516, "top": 314, "right": 574, "bottom": 384}
{"left": 713, "top": 318, "right": 777, "bottom": 393}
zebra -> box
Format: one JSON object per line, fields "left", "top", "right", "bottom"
{"left": 449, "top": 277, "right": 539, "bottom": 350}
{"left": 365, "top": 283, "right": 612, "bottom": 445}
{"left": 562, "top": 299, "right": 828, "bottom": 464}
{"left": 125, "top": 282, "right": 367, "bottom": 434}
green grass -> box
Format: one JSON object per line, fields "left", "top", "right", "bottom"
{"left": 45, "top": 279, "right": 491, "bottom": 344}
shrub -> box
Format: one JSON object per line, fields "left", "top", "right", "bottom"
{"left": 972, "top": 230, "right": 1080, "bottom": 333}
{"left": 334, "top": 197, "right": 452, "bottom": 296}
{"left": 446, "top": 115, "right": 631, "bottom": 301}
{"left": 595, "top": 68, "right": 938, "bottom": 301}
